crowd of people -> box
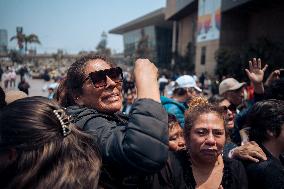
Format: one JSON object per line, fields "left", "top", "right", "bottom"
{"left": 0, "top": 54, "right": 283, "bottom": 188}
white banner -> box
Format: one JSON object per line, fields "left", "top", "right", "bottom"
{"left": 197, "top": 0, "right": 221, "bottom": 43}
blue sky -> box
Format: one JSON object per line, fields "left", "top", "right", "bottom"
{"left": 0, "top": 0, "right": 165, "bottom": 54}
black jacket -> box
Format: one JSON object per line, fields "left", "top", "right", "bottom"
{"left": 151, "top": 151, "right": 248, "bottom": 189}
{"left": 244, "top": 144, "right": 284, "bottom": 189}
{"left": 67, "top": 98, "right": 169, "bottom": 188}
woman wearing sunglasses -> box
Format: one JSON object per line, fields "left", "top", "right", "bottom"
{"left": 57, "top": 54, "right": 168, "bottom": 188}
{"left": 209, "top": 95, "right": 267, "bottom": 161}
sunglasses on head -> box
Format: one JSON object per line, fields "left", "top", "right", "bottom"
{"left": 85, "top": 67, "right": 123, "bottom": 88}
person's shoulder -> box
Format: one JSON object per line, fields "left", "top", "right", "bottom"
{"left": 224, "top": 156, "right": 244, "bottom": 168}
{"left": 67, "top": 106, "right": 102, "bottom": 123}
{"left": 161, "top": 96, "right": 174, "bottom": 104}
{"left": 245, "top": 158, "right": 284, "bottom": 188}
{"left": 223, "top": 156, "right": 247, "bottom": 177}
{"left": 68, "top": 106, "right": 120, "bottom": 130}
{"left": 161, "top": 97, "right": 185, "bottom": 109}
{"left": 245, "top": 158, "right": 273, "bottom": 172}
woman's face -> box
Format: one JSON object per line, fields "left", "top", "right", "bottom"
{"left": 188, "top": 112, "right": 226, "bottom": 164}
{"left": 219, "top": 99, "right": 235, "bottom": 129}
{"left": 77, "top": 59, "right": 123, "bottom": 113}
{"left": 169, "top": 123, "right": 185, "bottom": 151}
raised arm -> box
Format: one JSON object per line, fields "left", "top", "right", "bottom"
{"left": 264, "top": 68, "right": 283, "bottom": 86}
{"left": 134, "top": 58, "right": 161, "bottom": 102}
{"left": 245, "top": 58, "right": 268, "bottom": 94}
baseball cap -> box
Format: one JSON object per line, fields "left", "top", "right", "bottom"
{"left": 175, "top": 75, "right": 202, "bottom": 92}
{"left": 219, "top": 78, "right": 246, "bottom": 95}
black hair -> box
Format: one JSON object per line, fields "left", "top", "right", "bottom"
{"left": 0, "top": 96, "right": 101, "bottom": 188}
{"left": 247, "top": 99, "right": 284, "bottom": 143}
{"left": 265, "top": 78, "right": 284, "bottom": 100}
{"left": 173, "top": 88, "right": 187, "bottom": 96}
{"left": 57, "top": 54, "right": 113, "bottom": 107}
{"left": 208, "top": 95, "right": 226, "bottom": 104}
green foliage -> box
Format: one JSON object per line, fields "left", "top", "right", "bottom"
{"left": 215, "top": 48, "right": 245, "bottom": 80}
{"left": 10, "top": 30, "right": 40, "bottom": 54}
{"left": 96, "top": 31, "right": 111, "bottom": 56}
{"left": 215, "top": 37, "right": 284, "bottom": 81}
{"left": 174, "top": 42, "right": 195, "bottom": 74}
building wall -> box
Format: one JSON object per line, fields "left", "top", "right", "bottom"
{"left": 195, "top": 40, "right": 219, "bottom": 76}
{"left": 220, "top": 10, "right": 248, "bottom": 49}
{"left": 165, "top": 0, "right": 177, "bottom": 19}
{"left": 123, "top": 26, "right": 156, "bottom": 63}
{"left": 220, "top": 3, "right": 284, "bottom": 49}
{"left": 156, "top": 27, "right": 172, "bottom": 68}
{"left": 168, "top": 0, "right": 284, "bottom": 77}
{"left": 177, "top": 12, "right": 197, "bottom": 56}
{"left": 247, "top": 6, "right": 284, "bottom": 43}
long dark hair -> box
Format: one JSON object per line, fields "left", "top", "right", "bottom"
{"left": 57, "top": 54, "right": 113, "bottom": 107}
{"left": 0, "top": 96, "right": 101, "bottom": 189}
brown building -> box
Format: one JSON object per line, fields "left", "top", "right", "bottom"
{"left": 166, "top": 0, "right": 284, "bottom": 77}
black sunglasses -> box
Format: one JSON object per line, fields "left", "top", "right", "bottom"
{"left": 221, "top": 104, "right": 236, "bottom": 113}
{"left": 84, "top": 67, "right": 123, "bottom": 88}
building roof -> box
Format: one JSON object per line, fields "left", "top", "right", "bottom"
{"left": 109, "top": 8, "right": 172, "bottom": 34}
{"left": 166, "top": 0, "right": 197, "bottom": 20}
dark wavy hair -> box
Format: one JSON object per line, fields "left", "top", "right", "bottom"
{"left": 57, "top": 54, "right": 113, "bottom": 107}
{"left": 247, "top": 99, "right": 284, "bottom": 143}
{"left": 265, "top": 78, "right": 284, "bottom": 100}
{"left": 0, "top": 96, "right": 101, "bottom": 189}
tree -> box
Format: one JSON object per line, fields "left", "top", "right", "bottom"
{"left": 10, "top": 29, "right": 41, "bottom": 54}
{"left": 24, "top": 34, "right": 41, "bottom": 54}
{"left": 174, "top": 42, "right": 195, "bottom": 74}
{"left": 215, "top": 37, "right": 284, "bottom": 81}
{"left": 10, "top": 28, "right": 25, "bottom": 52}
{"left": 215, "top": 48, "right": 244, "bottom": 80}
{"left": 96, "top": 31, "right": 111, "bottom": 56}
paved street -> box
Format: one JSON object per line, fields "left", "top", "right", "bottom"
{"left": 1, "top": 76, "right": 50, "bottom": 97}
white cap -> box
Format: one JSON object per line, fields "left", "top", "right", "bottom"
{"left": 175, "top": 75, "right": 202, "bottom": 92}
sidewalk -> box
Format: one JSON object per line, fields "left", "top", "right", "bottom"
{"left": 1, "top": 75, "right": 49, "bottom": 97}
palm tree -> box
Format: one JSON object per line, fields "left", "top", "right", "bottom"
{"left": 10, "top": 33, "right": 41, "bottom": 54}
{"left": 10, "top": 32, "right": 25, "bottom": 52}
{"left": 24, "top": 34, "right": 41, "bottom": 54}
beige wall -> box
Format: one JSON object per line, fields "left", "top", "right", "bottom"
{"left": 165, "top": 0, "right": 177, "bottom": 20}
{"left": 195, "top": 40, "right": 219, "bottom": 77}
{"left": 177, "top": 12, "right": 197, "bottom": 56}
